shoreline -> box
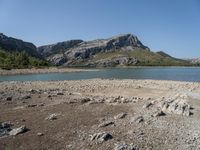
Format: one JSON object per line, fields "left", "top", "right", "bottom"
{"left": 0, "top": 67, "right": 97, "bottom": 75}
{"left": 0, "top": 66, "right": 200, "bottom": 76}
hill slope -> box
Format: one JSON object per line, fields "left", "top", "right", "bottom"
{"left": 0, "top": 33, "right": 48, "bottom": 69}
{"left": 38, "top": 34, "right": 189, "bottom": 67}
{"left": 0, "top": 33, "right": 40, "bottom": 58}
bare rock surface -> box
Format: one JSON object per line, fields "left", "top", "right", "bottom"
{"left": 9, "top": 125, "right": 28, "bottom": 136}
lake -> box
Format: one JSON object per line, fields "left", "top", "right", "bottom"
{"left": 0, "top": 67, "right": 200, "bottom": 82}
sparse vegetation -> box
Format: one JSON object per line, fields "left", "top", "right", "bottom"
{"left": 91, "top": 49, "right": 190, "bottom": 66}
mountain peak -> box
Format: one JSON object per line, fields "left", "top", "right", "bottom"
{"left": 107, "top": 34, "right": 149, "bottom": 50}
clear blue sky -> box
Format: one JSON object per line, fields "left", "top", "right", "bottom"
{"left": 0, "top": 0, "right": 200, "bottom": 58}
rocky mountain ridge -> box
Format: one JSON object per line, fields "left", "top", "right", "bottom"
{"left": 38, "top": 34, "right": 150, "bottom": 66}
{"left": 0, "top": 33, "right": 40, "bottom": 58}
{"left": 187, "top": 58, "right": 200, "bottom": 64}
{"left": 0, "top": 32, "right": 196, "bottom": 67}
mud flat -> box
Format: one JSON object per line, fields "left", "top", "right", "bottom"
{"left": 0, "top": 79, "right": 200, "bottom": 150}
{"left": 0, "top": 67, "right": 95, "bottom": 75}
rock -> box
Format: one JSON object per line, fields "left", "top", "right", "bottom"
{"left": 152, "top": 110, "right": 165, "bottom": 117}
{"left": 98, "top": 121, "right": 114, "bottom": 128}
{"left": 160, "top": 99, "right": 192, "bottom": 116}
{"left": 27, "top": 104, "right": 37, "bottom": 107}
{"left": 9, "top": 125, "right": 28, "bottom": 136}
{"left": 21, "top": 95, "right": 31, "bottom": 100}
{"left": 56, "top": 92, "right": 64, "bottom": 95}
{"left": 80, "top": 97, "right": 91, "bottom": 103}
{"left": 130, "top": 115, "right": 144, "bottom": 123}
{"left": 6, "top": 96, "right": 12, "bottom": 101}
{"left": 0, "top": 122, "right": 11, "bottom": 128}
{"left": 46, "top": 113, "right": 58, "bottom": 120}
{"left": 143, "top": 102, "right": 153, "bottom": 109}
{"left": 94, "top": 56, "right": 138, "bottom": 67}
{"left": 0, "top": 122, "right": 12, "bottom": 137}
{"left": 37, "top": 132, "right": 44, "bottom": 136}
{"left": 114, "top": 113, "right": 127, "bottom": 119}
{"left": 90, "top": 132, "right": 112, "bottom": 143}
{"left": 115, "top": 142, "right": 139, "bottom": 150}
{"left": 29, "top": 89, "right": 38, "bottom": 94}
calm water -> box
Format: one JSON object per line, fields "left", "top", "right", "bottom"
{"left": 0, "top": 67, "right": 200, "bottom": 82}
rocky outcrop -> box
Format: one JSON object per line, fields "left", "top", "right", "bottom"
{"left": 37, "top": 40, "right": 83, "bottom": 57}
{"left": 188, "top": 58, "right": 200, "bottom": 64}
{"left": 0, "top": 33, "right": 40, "bottom": 58}
{"left": 86, "top": 56, "right": 138, "bottom": 67}
{"left": 39, "top": 34, "right": 149, "bottom": 66}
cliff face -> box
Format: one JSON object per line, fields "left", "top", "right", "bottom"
{"left": 0, "top": 33, "right": 40, "bottom": 58}
{"left": 37, "top": 40, "right": 83, "bottom": 57}
{"left": 38, "top": 34, "right": 150, "bottom": 66}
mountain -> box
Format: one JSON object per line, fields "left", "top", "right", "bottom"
{"left": 0, "top": 33, "right": 191, "bottom": 68}
{"left": 187, "top": 58, "right": 200, "bottom": 64}
{"left": 38, "top": 34, "right": 150, "bottom": 66}
{"left": 0, "top": 33, "right": 48, "bottom": 69}
{"left": 38, "top": 34, "right": 189, "bottom": 67}
{"left": 0, "top": 33, "right": 40, "bottom": 58}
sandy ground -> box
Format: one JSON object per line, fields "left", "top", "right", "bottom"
{"left": 0, "top": 67, "right": 95, "bottom": 75}
{"left": 0, "top": 79, "right": 200, "bottom": 150}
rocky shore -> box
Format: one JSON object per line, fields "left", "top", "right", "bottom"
{"left": 0, "top": 67, "right": 95, "bottom": 75}
{"left": 0, "top": 79, "right": 200, "bottom": 150}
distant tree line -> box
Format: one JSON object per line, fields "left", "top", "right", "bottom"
{"left": 0, "top": 49, "right": 49, "bottom": 69}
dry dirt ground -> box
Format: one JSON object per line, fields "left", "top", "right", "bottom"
{"left": 0, "top": 79, "right": 200, "bottom": 150}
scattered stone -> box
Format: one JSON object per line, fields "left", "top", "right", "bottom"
{"left": 56, "top": 92, "right": 64, "bottom": 95}
{"left": 9, "top": 125, "right": 28, "bottom": 136}
{"left": 90, "top": 132, "right": 112, "bottom": 143}
{"left": 21, "top": 95, "right": 31, "bottom": 100}
{"left": 27, "top": 104, "right": 37, "bottom": 107}
{"left": 160, "top": 99, "right": 192, "bottom": 116}
{"left": 114, "top": 112, "right": 127, "bottom": 119}
{"left": 39, "top": 103, "right": 45, "bottom": 106}
{"left": 37, "top": 132, "right": 44, "bottom": 136}
{"left": 143, "top": 101, "right": 153, "bottom": 109}
{"left": 21, "top": 119, "right": 26, "bottom": 122}
{"left": 130, "top": 115, "right": 144, "bottom": 123}
{"left": 47, "top": 95, "right": 52, "bottom": 98}
{"left": 98, "top": 121, "right": 114, "bottom": 128}
{"left": 46, "top": 113, "right": 58, "bottom": 120}
{"left": 115, "top": 142, "right": 139, "bottom": 150}
{"left": 0, "top": 122, "right": 12, "bottom": 137}
{"left": 6, "top": 96, "right": 12, "bottom": 101}
{"left": 152, "top": 110, "right": 165, "bottom": 117}
{"left": 80, "top": 97, "right": 91, "bottom": 103}
{"left": 29, "top": 89, "right": 38, "bottom": 94}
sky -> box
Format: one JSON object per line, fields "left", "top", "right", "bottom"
{"left": 0, "top": 0, "right": 200, "bottom": 58}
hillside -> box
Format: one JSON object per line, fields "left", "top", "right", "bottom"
{"left": 0, "top": 33, "right": 40, "bottom": 58}
{"left": 38, "top": 34, "right": 189, "bottom": 67}
{"left": 0, "top": 48, "right": 48, "bottom": 69}
{"left": 0, "top": 33, "right": 48, "bottom": 69}
{"left": 0, "top": 33, "right": 193, "bottom": 68}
